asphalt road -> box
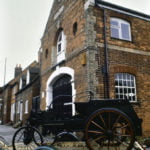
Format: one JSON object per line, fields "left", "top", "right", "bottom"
{"left": 0, "top": 125, "right": 17, "bottom": 146}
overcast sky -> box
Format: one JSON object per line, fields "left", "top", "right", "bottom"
{"left": 0, "top": 0, "right": 150, "bottom": 86}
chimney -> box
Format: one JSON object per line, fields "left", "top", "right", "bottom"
{"left": 14, "top": 64, "right": 22, "bottom": 78}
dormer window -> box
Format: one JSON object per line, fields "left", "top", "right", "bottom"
{"left": 110, "top": 18, "right": 131, "bottom": 41}
{"left": 19, "top": 76, "right": 26, "bottom": 89}
{"left": 56, "top": 30, "right": 66, "bottom": 63}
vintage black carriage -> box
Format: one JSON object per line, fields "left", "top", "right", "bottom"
{"left": 12, "top": 97, "right": 142, "bottom": 150}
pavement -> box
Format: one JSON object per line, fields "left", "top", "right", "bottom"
{"left": 0, "top": 125, "right": 17, "bottom": 146}
{"left": 0, "top": 125, "right": 150, "bottom": 150}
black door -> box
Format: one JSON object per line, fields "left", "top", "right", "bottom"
{"left": 53, "top": 75, "right": 72, "bottom": 118}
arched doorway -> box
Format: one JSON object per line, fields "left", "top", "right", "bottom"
{"left": 46, "top": 67, "right": 76, "bottom": 116}
{"left": 52, "top": 75, "right": 72, "bottom": 117}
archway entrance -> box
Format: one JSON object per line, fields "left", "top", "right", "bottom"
{"left": 52, "top": 74, "right": 72, "bottom": 117}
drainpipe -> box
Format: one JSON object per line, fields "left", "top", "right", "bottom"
{"left": 103, "top": 9, "right": 110, "bottom": 99}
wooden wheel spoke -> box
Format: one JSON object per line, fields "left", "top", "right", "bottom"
{"left": 116, "top": 138, "right": 129, "bottom": 147}
{"left": 91, "top": 121, "right": 105, "bottom": 131}
{"left": 99, "top": 114, "right": 106, "bottom": 129}
{"left": 112, "top": 115, "right": 122, "bottom": 129}
{"left": 114, "top": 123, "right": 129, "bottom": 129}
{"left": 88, "top": 130, "right": 103, "bottom": 134}
{"left": 120, "top": 123, "right": 129, "bottom": 129}
{"left": 86, "top": 110, "right": 134, "bottom": 150}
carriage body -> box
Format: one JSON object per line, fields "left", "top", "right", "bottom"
{"left": 13, "top": 99, "right": 143, "bottom": 150}
{"left": 29, "top": 99, "right": 142, "bottom": 136}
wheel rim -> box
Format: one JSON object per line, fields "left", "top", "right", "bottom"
{"left": 12, "top": 127, "right": 43, "bottom": 150}
{"left": 85, "top": 109, "right": 135, "bottom": 150}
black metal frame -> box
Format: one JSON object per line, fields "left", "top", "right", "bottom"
{"left": 29, "top": 98, "right": 142, "bottom": 137}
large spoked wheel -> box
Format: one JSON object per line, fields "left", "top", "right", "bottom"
{"left": 85, "top": 108, "right": 135, "bottom": 150}
{"left": 12, "top": 126, "right": 44, "bottom": 150}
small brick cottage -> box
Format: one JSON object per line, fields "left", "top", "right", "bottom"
{"left": 39, "top": 0, "right": 150, "bottom": 136}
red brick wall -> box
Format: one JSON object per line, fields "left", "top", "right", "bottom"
{"left": 40, "top": 1, "right": 150, "bottom": 136}
{"left": 94, "top": 7, "right": 150, "bottom": 136}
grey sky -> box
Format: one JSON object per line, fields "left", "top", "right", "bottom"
{"left": 0, "top": 0, "right": 149, "bottom": 86}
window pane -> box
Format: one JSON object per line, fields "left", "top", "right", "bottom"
{"left": 58, "top": 32, "right": 62, "bottom": 41}
{"left": 115, "top": 73, "right": 136, "bottom": 101}
{"left": 115, "top": 80, "right": 119, "bottom": 86}
{"left": 58, "top": 44, "right": 61, "bottom": 52}
{"left": 132, "top": 88, "right": 135, "bottom": 93}
{"left": 115, "top": 88, "right": 119, "bottom": 93}
{"left": 120, "top": 95, "right": 123, "bottom": 99}
{"left": 111, "top": 28, "right": 119, "bottom": 38}
{"left": 123, "top": 80, "right": 127, "bottom": 86}
{"left": 111, "top": 20, "right": 119, "bottom": 38}
{"left": 131, "top": 81, "right": 134, "bottom": 87}
{"left": 124, "top": 88, "right": 127, "bottom": 94}
{"left": 119, "top": 73, "right": 123, "bottom": 79}
{"left": 111, "top": 20, "right": 118, "bottom": 26}
{"left": 127, "top": 74, "right": 130, "bottom": 80}
{"left": 120, "top": 88, "right": 123, "bottom": 94}
{"left": 121, "top": 23, "right": 130, "bottom": 40}
{"left": 119, "top": 80, "right": 122, "bottom": 86}
{"left": 131, "top": 76, "right": 134, "bottom": 81}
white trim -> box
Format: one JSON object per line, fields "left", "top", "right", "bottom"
{"left": 84, "top": 0, "right": 95, "bottom": 10}
{"left": 19, "top": 78, "right": 23, "bottom": 89}
{"left": 57, "top": 31, "right": 66, "bottom": 63}
{"left": 25, "top": 100, "right": 29, "bottom": 114}
{"left": 46, "top": 67, "right": 76, "bottom": 115}
{"left": 26, "top": 70, "right": 30, "bottom": 84}
{"left": 17, "top": 101, "right": 20, "bottom": 113}
{"left": 97, "top": 4, "right": 150, "bottom": 22}
{"left": 20, "top": 102, "right": 23, "bottom": 120}
{"left": 115, "top": 73, "right": 137, "bottom": 102}
{"left": 110, "top": 17, "right": 131, "bottom": 41}
{"left": 98, "top": 43, "right": 150, "bottom": 56}
{"left": 10, "top": 103, "right": 15, "bottom": 121}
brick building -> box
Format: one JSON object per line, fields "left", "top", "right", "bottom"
{"left": 0, "top": 61, "right": 40, "bottom": 125}
{"left": 40, "top": 0, "right": 150, "bottom": 136}
{"left": 0, "top": 84, "right": 12, "bottom": 124}
{"left": 15, "top": 62, "right": 40, "bottom": 124}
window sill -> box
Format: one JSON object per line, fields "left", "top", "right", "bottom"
{"left": 111, "top": 37, "right": 132, "bottom": 42}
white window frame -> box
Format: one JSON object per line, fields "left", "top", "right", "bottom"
{"left": 110, "top": 18, "right": 131, "bottom": 41}
{"left": 25, "top": 100, "right": 29, "bottom": 114}
{"left": 17, "top": 101, "right": 20, "bottom": 113}
{"left": 115, "top": 73, "right": 137, "bottom": 102}
{"left": 56, "top": 31, "right": 66, "bottom": 63}
{"left": 26, "top": 70, "right": 30, "bottom": 85}
{"left": 20, "top": 102, "right": 23, "bottom": 120}
{"left": 19, "top": 78, "right": 23, "bottom": 89}
{"left": 11, "top": 103, "right": 15, "bottom": 121}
